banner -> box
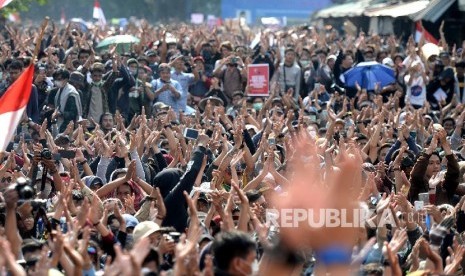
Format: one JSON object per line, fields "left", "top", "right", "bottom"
{"left": 191, "top": 13, "right": 204, "bottom": 24}
{"left": 247, "top": 64, "right": 269, "bottom": 97}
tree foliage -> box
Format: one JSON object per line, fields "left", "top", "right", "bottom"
{"left": 1, "top": 0, "right": 48, "bottom": 16}
{"left": 18, "top": 0, "right": 221, "bottom": 23}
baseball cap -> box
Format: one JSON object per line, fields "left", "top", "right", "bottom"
{"left": 145, "top": 50, "right": 158, "bottom": 57}
{"left": 382, "top": 57, "right": 394, "bottom": 67}
{"left": 326, "top": 55, "right": 337, "bottom": 62}
{"left": 193, "top": 56, "right": 205, "bottom": 63}
{"left": 439, "top": 51, "right": 450, "bottom": 58}
{"left": 123, "top": 214, "right": 139, "bottom": 229}
{"left": 69, "top": 71, "right": 85, "bottom": 86}
{"left": 133, "top": 221, "right": 160, "bottom": 242}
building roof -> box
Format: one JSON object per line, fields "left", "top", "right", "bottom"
{"left": 364, "top": 0, "right": 430, "bottom": 17}
{"left": 314, "top": 0, "right": 373, "bottom": 19}
{"left": 411, "top": 0, "right": 455, "bottom": 22}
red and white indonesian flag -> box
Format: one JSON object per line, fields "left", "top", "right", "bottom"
{"left": 415, "top": 21, "right": 438, "bottom": 45}
{"left": 0, "top": 0, "right": 13, "bottom": 9}
{"left": 0, "top": 65, "right": 33, "bottom": 151}
{"left": 93, "top": 0, "right": 106, "bottom": 27}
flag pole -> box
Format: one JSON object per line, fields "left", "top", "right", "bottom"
{"left": 33, "top": 16, "right": 50, "bottom": 61}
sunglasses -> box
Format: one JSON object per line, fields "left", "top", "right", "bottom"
{"left": 1, "top": 177, "right": 12, "bottom": 183}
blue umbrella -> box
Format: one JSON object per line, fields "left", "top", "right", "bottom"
{"left": 343, "top": 61, "right": 395, "bottom": 91}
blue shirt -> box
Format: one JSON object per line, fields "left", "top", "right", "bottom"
{"left": 171, "top": 71, "right": 195, "bottom": 113}
{"left": 151, "top": 78, "right": 184, "bottom": 113}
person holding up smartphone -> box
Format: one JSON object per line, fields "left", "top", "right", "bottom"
{"left": 409, "top": 128, "right": 459, "bottom": 205}
{"left": 151, "top": 64, "right": 184, "bottom": 114}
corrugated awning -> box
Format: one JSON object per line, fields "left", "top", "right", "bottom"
{"left": 314, "top": 0, "right": 372, "bottom": 19}
{"left": 411, "top": 0, "right": 455, "bottom": 22}
{"left": 364, "top": 1, "right": 430, "bottom": 17}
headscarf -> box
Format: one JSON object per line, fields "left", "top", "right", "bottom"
{"left": 110, "top": 180, "right": 144, "bottom": 211}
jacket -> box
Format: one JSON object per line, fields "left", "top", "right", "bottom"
{"left": 409, "top": 152, "right": 459, "bottom": 205}
{"left": 82, "top": 71, "right": 118, "bottom": 119}
{"left": 162, "top": 146, "right": 207, "bottom": 232}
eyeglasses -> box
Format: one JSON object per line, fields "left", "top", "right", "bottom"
{"left": 51, "top": 52, "right": 58, "bottom": 56}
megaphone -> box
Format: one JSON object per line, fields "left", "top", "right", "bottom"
{"left": 421, "top": 43, "right": 440, "bottom": 62}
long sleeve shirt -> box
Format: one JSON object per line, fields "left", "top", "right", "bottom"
{"left": 151, "top": 78, "right": 184, "bottom": 113}
{"left": 278, "top": 63, "right": 301, "bottom": 101}
{"left": 384, "top": 137, "right": 420, "bottom": 164}
{"left": 409, "top": 152, "right": 459, "bottom": 204}
{"left": 162, "top": 146, "right": 207, "bottom": 232}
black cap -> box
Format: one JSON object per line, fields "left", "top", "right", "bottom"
{"left": 145, "top": 50, "right": 158, "bottom": 57}
{"left": 232, "top": 90, "right": 244, "bottom": 98}
{"left": 439, "top": 51, "right": 450, "bottom": 58}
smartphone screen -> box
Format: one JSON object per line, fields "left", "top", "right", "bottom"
{"left": 58, "top": 149, "right": 76, "bottom": 159}
{"left": 418, "top": 193, "right": 430, "bottom": 204}
{"left": 183, "top": 128, "right": 199, "bottom": 140}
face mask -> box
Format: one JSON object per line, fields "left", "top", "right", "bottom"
{"left": 92, "top": 81, "right": 103, "bottom": 87}
{"left": 55, "top": 80, "right": 64, "bottom": 88}
{"left": 253, "top": 102, "right": 263, "bottom": 111}
{"left": 300, "top": 60, "right": 310, "bottom": 68}
{"left": 128, "top": 68, "right": 137, "bottom": 76}
{"left": 251, "top": 259, "right": 259, "bottom": 275}
{"left": 238, "top": 258, "right": 259, "bottom": 276}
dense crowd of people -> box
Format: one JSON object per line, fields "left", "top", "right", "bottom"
{"left": 1, "top": 17, "right": 465, "bottom": 275}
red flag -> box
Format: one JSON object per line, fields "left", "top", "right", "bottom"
{"left": 0, "top": 64, "right": 34, "bottom": 151}
{"left": 415, "top": 21, "right": 438, "bottom": 45}
{"left": 0, "top": 0, "right": 14, "bottom": 9}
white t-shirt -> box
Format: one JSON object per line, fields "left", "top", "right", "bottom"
{"left": 405, "top": 74, "right": 427, "bottom": 107}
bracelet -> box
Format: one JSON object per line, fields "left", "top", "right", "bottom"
{"left": 78, "top": 160, "right": 87, "bottom": 166}
{"left": 93, "top": 221, "right": 101, "bottom": 227}
{"left": 156, "top": 215, "right": 165, "bottom": 220}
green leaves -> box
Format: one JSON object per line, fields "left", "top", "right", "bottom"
{"left": 1, "top": 0, "right": 48, "bottom": 15}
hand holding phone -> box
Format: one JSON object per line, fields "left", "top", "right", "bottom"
{"left": 183, "top": 128, "right": 199, "bottom": 140}
{"left": 414, "top": 201, "right": 424, "bottom": 211}
{"left": 58, "top": 149, "right": 76, "bottom": 159}
{"left": 418, "top": 193, "right": 430, "bottom": 204}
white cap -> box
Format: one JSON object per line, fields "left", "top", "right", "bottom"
{"left": 382, "top": 57, "right": 394, "bottom": 67}
{"left": 133, "top": 221, "right": 160, "bottom": 242}
{"left": 326, "top": 54, "right": 337, "bottom": 62}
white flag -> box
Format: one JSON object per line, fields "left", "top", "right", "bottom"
{"left": 93, "top": 0, "right": 106, "bottom": 27}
